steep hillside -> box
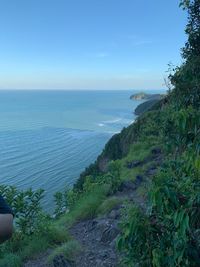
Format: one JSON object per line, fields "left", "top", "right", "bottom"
{"left": 75, "top": 96, "right": 167, "bottom": 190}
{"left": 134, "top": 99, "right": 160, "bottom": 115}
{"left": 0, "top": 1, "right": 199, "bottom": 266}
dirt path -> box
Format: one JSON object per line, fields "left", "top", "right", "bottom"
{"left": 68, "top": 169, "right": 153, "bottom": 267}
{"left": 24, "top": 180, "right": 142, "bottom": 267}
{"left": 24, "top": 148, "right": 162, "bottom": 267}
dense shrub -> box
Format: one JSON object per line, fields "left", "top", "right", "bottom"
{"left": 118, "top": 2, "right": 200, "bottom": 265}
{"left": 0, "top": 185, "right": 45, "bottom": 235}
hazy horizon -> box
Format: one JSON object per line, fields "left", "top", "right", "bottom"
{"left": 0, "top": 88, "right": 166, "bottom": 91}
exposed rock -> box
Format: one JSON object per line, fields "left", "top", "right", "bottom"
{"left": 101, "top": 226, "right": 120, "bottom": 244}
{"left": 126, "top": 148, "right": 162, "bottom": 171}
{"left": 110, "top": 236, "right": 119, "bottom": 249}
{"left": 98, "top": 157, "right": 110, "bottom": 172}
{"left": 53, "top": 255, "right": 74, "bottom": 267}
{"left": 135, "top": 175, "right": 143, "bottom": 186}
{"left": 23, "top": 250, "right": 52, "bottom": 267}
{"left": 126, "top": 160, "right": 143, "bottom": 169}
{"left": 86, "top": 219, "right": 98, "bottom": 231}
{"left": 108, "top": 209, "right": 121, "bottom": 220}
{"left": 146, "top": 165, "right": 157, "bottom": 176}
{"left": 151, "top": 147, "right": 162, "bottom": 155}
{"left": 119, "top": 176, "right": 143, "bottom": 192}
{"left": 119, "top": 180, "right": 137, "bottom": 191}
{"left": 70, "top": 217, "right": 119, "bottom": 267}
{"left": 96, "top": 220, "right": 110, "bottom": 233}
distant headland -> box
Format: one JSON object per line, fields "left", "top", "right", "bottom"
{"left": 130, "top": 92, "right": 164, "bottom": 101}
{"left": 131, "top": 92, "right": 165, "bottom": 115}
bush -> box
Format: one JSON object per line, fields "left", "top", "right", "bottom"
{"left": 47, "top": 240, "right": 82, "bottom": 264}
{"left": 0, "top": 185, "right": 45, "bottom": 235}
{"left": 97, "top": 196, "right": 122, "bottom": 216}
{"left": 0, "top": 253, "right": 22, "bottom": 267}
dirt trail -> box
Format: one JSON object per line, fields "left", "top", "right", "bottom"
{"left": 24, "top": 149, "right": 162, "bottom": 267}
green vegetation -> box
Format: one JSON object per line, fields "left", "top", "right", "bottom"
{"left": 47, "top": 240, "right": 82, "bottom": 265}
{"left": 116, "top": 1, "right": 200, "bottom": 266}
{"left": 0, "top": 193, "right": 70, "bottom": 266}
{"left": 130, "top": 92, "right": 163, "bottom": 101}
{"left": 119, "top": 138, "right": 161, "bottom": 181}
{"left": 134, "top": 99, "right": 160, "bottom": 115}
{"left": 0, "top": 253, "right": 22, "bottom": 267}
{"left": 0, "top": 182, "right": 111, "bottom": 266}
{"left": 58, "top": 184, "right": 110, "bottom": 227}
{"left": 0, "top": 1, "right": 200, "bottom": 266}
{"left": 96, "top": 196, "right": 123, "bottom": 216}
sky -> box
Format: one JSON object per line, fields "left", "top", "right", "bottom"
{"left": 0, "top": 0, "right": 187, "bottom": 90}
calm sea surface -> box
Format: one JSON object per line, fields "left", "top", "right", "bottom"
{"left": 0, "top": 90, "right": 161, "bottom": 211}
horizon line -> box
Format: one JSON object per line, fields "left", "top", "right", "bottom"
{"left": 0, "top": 88, "right": 166, "bottom": 91}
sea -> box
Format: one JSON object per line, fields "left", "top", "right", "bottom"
{"left": 0, "top": 89, "right": 163, "bottom": 211}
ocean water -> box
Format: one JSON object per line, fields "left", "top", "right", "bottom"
{"left": 0, "top": 90, "right": 157, "bottom": 211}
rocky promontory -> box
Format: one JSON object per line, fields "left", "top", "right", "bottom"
{"left": 130, "top": 92, "right": 164, "bottom": 101}
{"left": 131, "top": 92, "right": 165, "bottom": 115}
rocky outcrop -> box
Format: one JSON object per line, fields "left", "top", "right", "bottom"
{"left": 130, "top": 92, "right": 164, "bottom": 101}
{"left": 53, "top": 256, "right": 73, "bottom": 267}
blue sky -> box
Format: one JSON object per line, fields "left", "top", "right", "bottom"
{"left": 0, "top": 0, "right": 187, "bottom": 90}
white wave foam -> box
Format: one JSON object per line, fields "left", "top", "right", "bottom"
{"left": 102, "top": 118, "right": 122, "bottom": 124}
{"left": 98, "top": 123, "right": 105, "bottom": 127}
{"left": 102, "top": 118, "right": 133, "bottom": 125}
